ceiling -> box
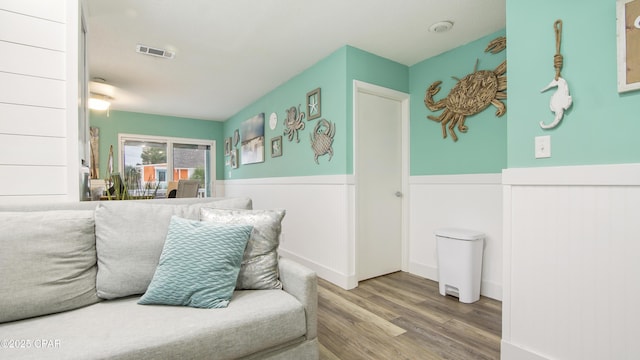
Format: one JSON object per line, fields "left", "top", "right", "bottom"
{"left": 85, "top": 0, "right": 506, "bottom": 121}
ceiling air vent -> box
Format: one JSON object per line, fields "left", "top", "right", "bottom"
{"left": 136, "top": 44, "right": 175, "bottom": 59}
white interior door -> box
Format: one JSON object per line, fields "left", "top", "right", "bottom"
{"left": 355, "top": 83, "right": 407, "bottom": 281}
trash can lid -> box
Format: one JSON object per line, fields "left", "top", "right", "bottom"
{"left": 434, "top": 228, "right": 484, "bottom": 241}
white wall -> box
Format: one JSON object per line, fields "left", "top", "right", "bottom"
{"left": 409, "top": 173, "right": 503, "bottom": 300}
{"left": 223, "top": 175, "right": 357, "bottom": 289}
{"left": 223, "top": 173, "right": 504, "bottom": 301}
{"left": 0, "top": 0, "right": 80, "bottom": 204}
{"left": 502, "top": 164, "right": 640, "bottom": 360}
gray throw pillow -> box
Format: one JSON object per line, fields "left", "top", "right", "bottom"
{"left": 0, "top": 210, "right": 100, "bottom": 323}
{"left": 200, "top": 208, "right": 285, "bottom": 290}
{"left": 94, "top": 198, "right": 253, "bottom": 299}
{"left": 138, "top": 216, "right": 253, "bottom": 308}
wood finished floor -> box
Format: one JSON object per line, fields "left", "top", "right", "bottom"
{"left": 317, "top": 272, "right": 501, "bottom": 360}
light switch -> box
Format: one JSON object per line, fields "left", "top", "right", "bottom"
{"left": 535, "top": 135, "right": 551, "bottom": 159}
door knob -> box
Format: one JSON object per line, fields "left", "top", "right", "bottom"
{"left": 394, "top": 191, "right": 403, "bottom": 198}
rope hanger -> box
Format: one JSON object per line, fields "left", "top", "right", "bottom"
{"left": 553, "top": 19, "right": 563, "bottom": 80}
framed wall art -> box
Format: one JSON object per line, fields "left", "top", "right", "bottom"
{"left": 89, "top": 126, "right": 100, "bottom": 179}
{"left": 224, "top": 137, "right": 232, "bottom": 156}
{"left": 617, "top": 0, "right": 640, "bottom": 92}
{"left": 271, "top": 136, "right": 282, "bottom": 157}
{"left": 306, "top": 88, "right": 321, "bottom": 120}
{"left": 230, "top": 149, "right": 238, "bottom": 169}
{"left": 240, "top": 113, "right": 265, "bottom": 165}
{"left": 233, "top": 129, "right": 240, "bottom": 147}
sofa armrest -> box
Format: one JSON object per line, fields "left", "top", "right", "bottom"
{"left": 278, "top": 257, "right": 317, "bottom": 340}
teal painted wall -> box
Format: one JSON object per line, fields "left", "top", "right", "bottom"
{"left": 345, "top": 46, "right": 410, "bottom": 174}
{"left": 88, "top": 3, "right": 639, "bottom": 183}
{"left": 507, "top": 0, "right": 640, "bottom": 168}
{"left": 409, "top": 29, "right": 508, "bottom": 175}
{"left": 89, "top": 110, "right": 224, "bottom": 179}
{"left": 222, "top": 45, "right": 409, "bottom": 179}
{"left": 223, "top": 47, "right": 347, "bottom": 179}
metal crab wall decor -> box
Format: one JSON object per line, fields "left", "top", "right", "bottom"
{"left": 310, "top": 118, "right": 335, "bottom": 164}
{"left": 424, "top": 36, "right": 507, "bottom": 142}
{"left": 283, "top": 104, "right": 305, "bottom": 143}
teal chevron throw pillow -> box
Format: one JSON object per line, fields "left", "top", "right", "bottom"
{"left": 138, "top": 216, "right": 252, "bottom": 308}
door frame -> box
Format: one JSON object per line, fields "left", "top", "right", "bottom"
{"left": 353, "top": 80, "right": 410, "bottom": 283}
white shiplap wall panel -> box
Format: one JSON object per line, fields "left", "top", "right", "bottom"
{"left": 0, "top": 72, "right": 65, "bottom": 108}
{"left": 409, "top": 174, "right": 503, "bottom": 300}
{"left": 0, "top": 103, "right": 66, "bottom": 137}
{"left": 0, "top": 134, "right": 66, "bottom": 166}
{"left": 0, "top": 1, "right": 78, "bottom": 203}
{"left": 0, "top": 166, "right": 66, "bottom": 195}
{"left": 0, "top": 195, "right": 70, "bottom": 204}
{"left": 503, "top": 164, "right": 640, "bottom": 360}
{"left": 0, "top": 0, "right": 66, "bottom": 22}
{"left": 0, "top": 10, "right": 65, "bottom": 50}
{"left": 0, "top": 41, "right": 65, "bottom": 80}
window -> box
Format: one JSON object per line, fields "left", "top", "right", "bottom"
{"left": 118, "top": 134, "right": 215, "bottom": 198}
{"left": 157, "top": 170, "right": 166, "bottom": 182}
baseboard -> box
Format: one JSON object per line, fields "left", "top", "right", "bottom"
{"left": 501, "top": 340, "right": 550, "bottom": 360}
{"left": 408, "top": 261, "right": 438, "bottom": 281}
{"left": 409, "top": 261, "right": 502, "bottom": 301}
{"left": 279, "top": 249, "right": 357, "bottom": 290}
{"left": 481, "top": 279, "right": 503, "bottom": 301}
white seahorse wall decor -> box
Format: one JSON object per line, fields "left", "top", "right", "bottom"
{"left": 540, "top": 77, "right": 572, "bottom": 129}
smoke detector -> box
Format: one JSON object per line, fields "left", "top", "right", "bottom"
{"left": 136, "top": 44, "right": 175, "bottom": 59}
{"left": 429, "top": 21, "right": 454, "bottom": 33}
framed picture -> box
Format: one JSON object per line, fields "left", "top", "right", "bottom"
{"left": 271, "top": 136, "right": 282, "bottom": 157}
{"left": 230, "top": 149, "right": 238, "bottom": 169}
{"left": 233, "top": 129, "right": 240, "bottom": 147}
{"left": 224, "top": 137, "right": 232, "bottom": 156}
{"left": 89, "top": 126, "right": 100, "bottom": 179}
{"left": 240, "top": 113, "right": 265, "bottom": 165}
{"left": 617, "top": 0, "right": 640, "bottom": 92}
{"left": 306, "top": 88, "right": 321, "bottom": 120}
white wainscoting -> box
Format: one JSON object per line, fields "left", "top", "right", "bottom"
{"left": 502, "top": 164, "right": 640, "bottom": 360}
{"left": 222, "top": 175, "right": 357, "bottom": 289}
{"left": 408, "top": 173, "right": 503, "bottom": 300}
{"left": 222, "top": 173, "right": 504, "bottom": 298}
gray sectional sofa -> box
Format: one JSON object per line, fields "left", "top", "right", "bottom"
{"left": 0, "top": 197, "right": 318, "bottom": 359}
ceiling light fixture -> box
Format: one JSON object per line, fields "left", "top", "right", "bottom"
{"left": 89, "top": 78, "right": 115, "bottom": 114}
{"left": 429, "top": 20, "right": 454, "bottom": 33}
{"left": 88, "top": 94, "right": 112, "bottom": 111}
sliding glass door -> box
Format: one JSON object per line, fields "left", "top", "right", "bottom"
{"left": 119, "top": 134, "right": 215, "bottom": 198}
{"left": 122, "top": 139, "right": 167, "bottom": 197}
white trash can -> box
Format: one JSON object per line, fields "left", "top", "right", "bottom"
{"left": 435, "top": 228, "right": 484, "bottom": 303}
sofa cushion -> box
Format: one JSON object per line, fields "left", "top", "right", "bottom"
{"left": 200, "top": 208, "right": 286, "bottom": 290}
{"left": 138, "top": 216, "right": 252, "bottom": 308}
{"left": 0, "top": 291, "right": 307, "bottom": 360}
{"left": 94, "top": 198, "right": 252, "bottom": 299}
{"left": 0, "top": 210, "right": 100, "bottom": 323}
